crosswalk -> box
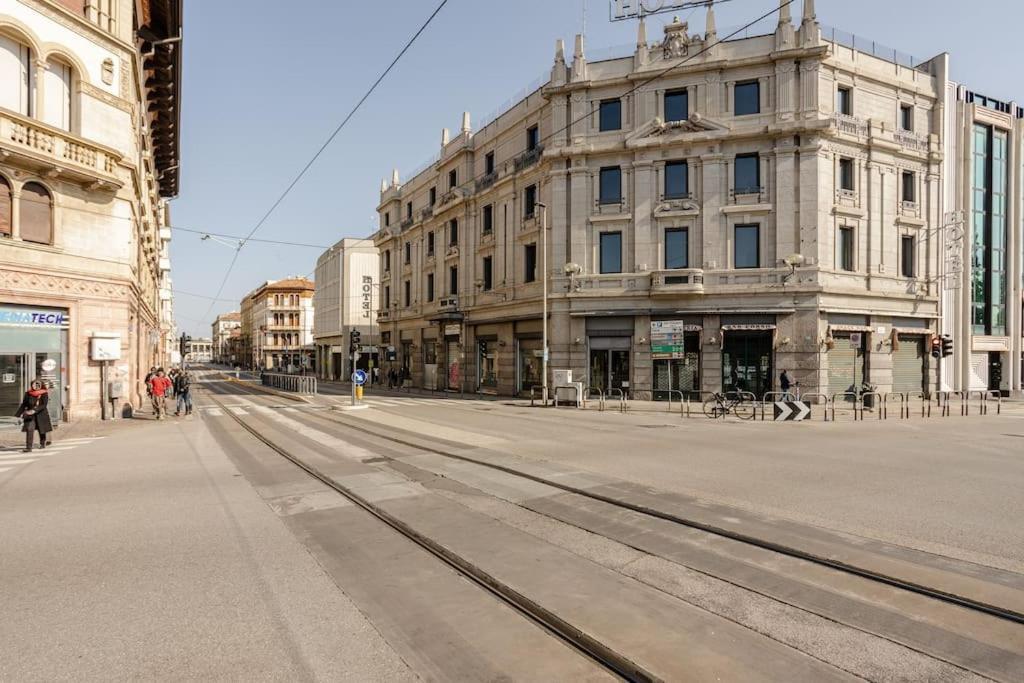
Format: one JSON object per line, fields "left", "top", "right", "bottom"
{"left": 0, "top": 436, "right": 107, "bottom": 476}
{"left": 349, "top": 396, "right": 477, "bottom": 409}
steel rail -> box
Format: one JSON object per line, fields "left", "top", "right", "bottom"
{"left": 201, "top": 385, "right": 657, "bottom": 683}
{"left": 312, "top": 401, "right": 1024, "bottom": 627}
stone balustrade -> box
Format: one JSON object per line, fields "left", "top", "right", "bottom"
{"left": 1, "top": 110, "right": 122, "bottom": 188}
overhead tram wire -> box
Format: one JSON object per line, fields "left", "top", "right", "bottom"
{"left": 434, "top": 0, "right": 796, "bottom": 206}
{"left": 200, "top": 0, "right": 451, "bottom": 325}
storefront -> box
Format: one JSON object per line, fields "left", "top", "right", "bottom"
{"left": 477, "top": 339, "right": 498, "bottom": 393}
{"left": 827, "top": 330, "right": 867, "bottom": 400}
{"left": 892, "top": 330, "right": 927, "bottom": 394}
{"left": 587, "top": 316, "right": 634, "bottom": 395}
{"left": 442, "top": 322, "right": 461, "bottom": 392}
{"left": 721, "top": 316, "right": 776, "bottom": 399}
{"left": 650, "top": 320, "right": 701, "bottom": 400}
{"left": 517, "top": 337, "right": 542, "bottom": 394}
{"left": 0, "top": 304, "right": 68, "bottom": 424}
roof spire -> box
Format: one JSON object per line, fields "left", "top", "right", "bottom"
{"left": 779, "top": 0, "right": 792, "bottom": 25}
{"left": 380, "top": 178, "right": 387, "bottom": 193}
{"left": 571, "top": 33, "right": 587, "bottom": 82}
{"left": 461, "top": 111, "right": 471, "bottom": 134}
{"left": 441, "top": 128, "right": 450, "bottom": 146}
{"left": 705, "top": 3, "right": 717, "bottom": 42}
{"left": 391, "top": 168, "right": 399, "bottom": 187}
{"left": 802, "top": 0, "right": 815, "bottom": 23}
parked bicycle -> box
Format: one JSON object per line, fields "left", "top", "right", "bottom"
{"left": 702, "top": 391, "right": 756, "bottom": 420}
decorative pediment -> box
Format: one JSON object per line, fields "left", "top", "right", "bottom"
{"left": 626, "top": 111, "right": 729, "bottom": 147}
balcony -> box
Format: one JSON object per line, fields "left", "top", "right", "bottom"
{"left": 400, "top": 216, "right": 415, "bottom": 230}
{"left": 476, "top": 170, "right": 498, "bottom": 192}
{"left": 513, "top": 145, "right": 544, "bottom": 173}
{"left": 650, "top": 269, "right": 705, "bottom": 295}
{"left": 0, "top": 110, "right": 123, "bottom": 190}
{"left": 420, "top": 205, "right": 434, "bottom": 220}
{"left": 895, "top": 129, "right": 929, "bottom": 153}
{"left": 446, "top": 244, "right": 459, "bottom": 259}
{"left": 378, "top": 309, "right": 391, "bottom": 321}
{"left": 832, "top": 112, "right": 868, "bottom": 138}
{"left": 439, "top": 296, "right": 459, "bottom": 312}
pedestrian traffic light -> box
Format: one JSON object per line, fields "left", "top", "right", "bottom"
{"left": 930, "top": 335, "right": 941, "bottom": 359}
{"left": 941, "top": 334, "right": 954, "bottom": 358}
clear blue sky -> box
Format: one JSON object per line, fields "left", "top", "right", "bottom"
{"left": 170, "top": 0, "right": 1024, "bottom": 336}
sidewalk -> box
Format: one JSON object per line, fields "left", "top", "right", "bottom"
{"left": 0, "top": 410, "right": 412, "bottom": 680}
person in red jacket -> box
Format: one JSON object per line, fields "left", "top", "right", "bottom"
{"left": 148, "top": 368, "right": 172, "bottom": 420}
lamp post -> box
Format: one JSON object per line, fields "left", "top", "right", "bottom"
{"left": 536, "top": 201, "right": 549, "bottom": 405}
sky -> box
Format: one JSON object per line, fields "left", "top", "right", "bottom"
{"left": 169, "top": 0, "right": 1024, "bottom": 336}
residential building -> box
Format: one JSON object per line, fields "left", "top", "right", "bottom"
{"left": 374, "top": 2, "right": 953, "bottom": 399}
{"left": 312, "top": 237, "right": 379, "bottom": 381}
{"left": 211, "top": 311, "right": 241, "bottom": 364}
{"left": 239, "top": 277, "right": 315, "bottom": 372}
{"left": 184, "top": 337, "right": 211, "bottom": 363}
{"left": 0, "top": 0, "right": 182, "bottom": 420}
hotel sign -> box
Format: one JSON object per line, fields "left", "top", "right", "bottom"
{"left": 361, "top": 275, "right": 374, "bottom": 319}
{"left": 610, "top": 0, "right": 702, "bottom": 21}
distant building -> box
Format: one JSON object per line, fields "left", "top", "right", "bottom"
{"left": 184, "top": 337, "right": 212, "bottom": 363}
{"left": 211, "top": 311, "right": 241, "bottom": 364}
{"left": 313, "top": 238, "right": 379, "bottom": 380}
{"left": 240, "top": 278, "right": 315, "bottom": 372}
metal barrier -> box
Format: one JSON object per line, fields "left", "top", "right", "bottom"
{"left": 860, "top": 391, "right": 882, "bottom": 419}
{"left": 684, "top": 391, "right": 720, "bottom": 418}
{"left": 800, "top": 392, "right": 830, "bottom": 421}
{"left": 936, "top": 391, "right": 965, "bottom": 417}
{"left": 608, "top": 388, "right": 627, "bottom": 413}
{"left": 882, "top": 392, "right": 907, "bottom": 420}
{"left": 553, "top": 384, "right": 582, "bottom": 408}
{"left": 261, "top": 372, "right": 317, "bottom": 395}
{"left": 906, "top": 391, "right": 930, "bottom": 418}
{"left": 530, "top": 386, "right": 546, "bottom": 407}
{"left": 985, "top": 390, "right": 1002, "bottom": 415}
{"left": 759, "top": 392, "right": 788, "bottom": 421}
{"left": 664, "top": 390, "right": 685, "bottom": 416}
{"left": 828, "top": 392, "right": 861, "bottom": 421}
{"left": 587, "top": 387, "right": 606, "bottom": 412}
{"left": 966, "top": 390, "right": 987, "bottom": 416}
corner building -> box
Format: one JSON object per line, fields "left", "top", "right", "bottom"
{"left": 374, "top": 2, "right": 947, "bottom": 400}
{"left": 0, "top": 0, "right": 181, "bottom": 419}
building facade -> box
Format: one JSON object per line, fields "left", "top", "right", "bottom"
{"left": 239, "top": 277, "right": 314, "bottom": 372}
{"left": 312, "top": 237, "right": 379, "bottom": 381}
{"left": 184, "top": 336, "right": 211, "bottom": 363}
{"left": 211, "top": 310, "right": 240, "bottom": 364}
{"left": 374, "top": 2, "right": 952, "bottom": 400}
{"left": 0, "top": 0, "right": 181, "bottom": 420}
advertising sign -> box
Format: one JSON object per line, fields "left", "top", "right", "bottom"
{"left": 650, "top": 320, "right": 699, "bottom": 360}
{"left": 610, "top": 0, "right": 697, "bottom": 22}
{"left": 90, "top": 335, "right": 122, "bottom": 361}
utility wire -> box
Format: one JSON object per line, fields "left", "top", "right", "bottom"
{"left": 200, "top": 0, "right": 450, "bottom": 324}
{"left": 170, "top": 225, "right": 331, "bottom": 249}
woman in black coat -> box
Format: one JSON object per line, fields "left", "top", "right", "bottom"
{"left": 15, "top": 380, "right": 54, "bottom": 453}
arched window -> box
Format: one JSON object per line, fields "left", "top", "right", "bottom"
{"left": 0, "top": 176, "right": 11, "bottom": 237}
{"left": 43, "top": 58, "right": 72, "bottom": 131}
{"left": 0, "top": 34, "right": 32, "bottom": 116}
{"left": 19, "top": 182, "right": 52, "bottom": 245}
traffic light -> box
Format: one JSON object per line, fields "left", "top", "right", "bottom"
{"left": 179, "top": 333, "right": 191, "bottom": 357}
{"left": 478, "top": 339, "right": 487, "bottom": 355}
{"left": 350, "top": 329, "right": 361, "bottom": 354}
{"left": 930, "top": 335, "right": 941, "bottom": 359}
{"left": 941, "top": 334, "right": 953, "bottom": 358}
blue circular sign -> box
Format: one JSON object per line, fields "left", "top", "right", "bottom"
{"left": 351, "top": 370, "right": 367, "bottom": 386}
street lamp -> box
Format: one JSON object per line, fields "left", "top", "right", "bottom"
{"left": 536, "top": 201, "right": 549, "bottom": 405}
{"left": 782, "top": 253, "right": 805, "bottom": 285}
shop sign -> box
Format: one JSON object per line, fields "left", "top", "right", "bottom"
{"left": 361, "top": 276, "right": 374, "bottom": 319}
{"left": 650, "top": 320, "right": 698, "bottom": 360}
{"left": 721, "top": 324, "right": 777, "bottom": 331}
{"left": 444, "top": 323, "right": 461, "bottom": 337}
{"left": 0, "top": 308, "right": 68, "bottom": 326}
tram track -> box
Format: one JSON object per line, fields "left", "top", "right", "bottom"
{"left": 201, "top": 383, "right": 654, "bottom": 683}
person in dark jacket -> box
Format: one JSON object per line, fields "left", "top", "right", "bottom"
{"left": 15, "top": 379, "right": 53, "bottom": 453}
{"left": 174, "top": 370, "right": 193, "bottom": 416}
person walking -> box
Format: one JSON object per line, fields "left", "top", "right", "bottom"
{"left": 779, "top": 369, "right": 793, "bottom": 401}
{"left": 174, "top": 370, "right": 193, "bottom": 416}
{"left": 149, "top": 368, "right": 172, "bottom": 419}
{"left": 144, "top": 366, "right": 157, "bottom": 398}
{"left": 15, "top": 380, "right": 53, "bottom": 453}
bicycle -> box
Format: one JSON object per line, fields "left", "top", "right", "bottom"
{"left": 702, "top": 391, "right": 756, "bottom": 420}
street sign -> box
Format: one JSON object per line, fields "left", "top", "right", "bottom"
{"left": 351, "top": 370, "right": 367, "bottom": 386}
{"left": 774, "top": 401, "right": 811, "bottom": 421}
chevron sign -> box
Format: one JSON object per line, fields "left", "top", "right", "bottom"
{"left": 774, "top": 401, "right": 811, "bottom": 421}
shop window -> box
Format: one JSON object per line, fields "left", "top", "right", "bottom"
{"left": 600, "top": 232, "right": 622, "bottom": 274}
{"left": 664, "top": 161, "right": 688, "bottom": 199}
{"left": 665, "top": 228, "right": 688, "bottom": 269}
{"left": 599, "top": 166, "right": 622, "bottom": 204}
{"left": 839, "top": 157, "right": 854, "bottom": 191}
{"left": 665, "top": 89, "right": 688, "bottom": 122}
{"left": 901, "top": 235, "right": 916, "bottom": 278}
{"left": 599, "top": 99, "right": 621, "bottom": 131}
{"left": 734, "top": 80, "right": 760, "bottom": 116}
{"left": 838, "top": 226, "right": 854, "bottom": 271}
{"left": 734, "top": 154, "right": 759, "bottom": 194}
{"left": 524, "top": 243, "right": 537, "bottom": 283}
{"left": 482, "top": 256, "right": 493, "bottom": 291}
{"left": 734, "top": 224, "right": 759, "bottom": 269}
{"left": 0, "top": 176, "right": 11, "bottom": 236}
{"left": 19, "top": 182, "right": 52, "bottom": 245}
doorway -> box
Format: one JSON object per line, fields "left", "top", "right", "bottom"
{"left": 589, "top": 348, "right": 630, "bottom": 395}
{"left": 722, "top": 331, "right": 772, "bottom": 399}
{"left": 0, "top": 352, "right": 63, "bottom": 424}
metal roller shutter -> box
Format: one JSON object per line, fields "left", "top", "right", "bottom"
{"left": 892, "top": 338, "right": 925, "bottom": 393}
{"left": 828, "top": 335, "right": 864, "bottom": 400}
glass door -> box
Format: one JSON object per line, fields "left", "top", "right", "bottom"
{"left": 34, "top": 352, "right": 62, "bottom": 423}
{"left": 610, "top": 350, "right": 630, "bottom": 394}
{"left": 722, "top": 331, "right": 773, "bottom": 399}
{"left": 0, "top": 354, "right": 27, "bottom": 418}
{"left": 589, "top": 349, "right": 609, "bottom": 394}
{"left": 589, "top": 348, "right": 631, "bottom": 395}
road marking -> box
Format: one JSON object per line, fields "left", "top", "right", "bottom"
{"left": 0, "top": 467, "right": 13, "bottom": 473}
{"left": 0, "top": 458, "right": 38, "bottom": 465}
{"left": 0, "top": 452, "right": 48, "bottom": 459}
{"left": 57, "top": 437, "right": 107, "bottom": 444}
{"left": 203, "top": 407, "right": 223, "bottom": 417}
{"left": 228, "top": 407, "right": 248, "bottom": 415}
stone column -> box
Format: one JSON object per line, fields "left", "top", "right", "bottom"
{"left": 568, "top": 161, "right": 590, "bottom": 269}
{"left": 775, "top": 61, "right": 796, "bottom": 121}
{"left": 633, "top": 161, "right": 654, "bottom": 272}
{"left": 10, "top": 188, "right": 21, "bottom": 240}
{"left": 700, "top": 154, "right": 725, "bottom": 269}
{"left": 774, "top": 145, "right": 798, "bottom": 260}
{"left": 549, "top": 168, "right": 569, "bottom": 285}
{"left": 34, "top": 59, "right": 46, "bottom": 120}
{"left": 701, "top": 315, "right": 722, "bottom": 395}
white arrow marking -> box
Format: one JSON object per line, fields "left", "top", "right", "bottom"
{"left": 794, "top": 401, "right": 811, "bottom": 421}
{"left": 774, "top": 401, "right": 793, "bottom": 421}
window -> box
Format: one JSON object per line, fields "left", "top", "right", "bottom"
{"left": 403, "top": 241, "right": 411, "bottom": 264}
{"left": 482, "top": 204, "right": 493, "bottom": 234}
{"left": 734, "top": 224, "right": 759, "bottom": 269}
{"left": 449, "top": 265, "right": 458, "bottom": 295}
{"left": 43, "top": 59, "right": 72, "bottom": 132}
{"left": 902, "top": 171, "right": 915, "bottom": 202}
{"left": 19, "top": 182, "right": 52, "bottom": 245}
{"left": 900, "top": 104, "right": 913, "bottom": 132}
{"left": 600, "top": 232, "right": 622, "bottom": 274}
{"left": 599, "top": 166, "right": 622, "bottom": 204}
{"left": 665, "top": 89, "right": 688, "bottom": 122}
{"left": 734, "top": 154, "right": 760, "bottom": 194}
{"left": 448, "top": 169, "right": 457, "bottom": 189}
{"left": 426, "top": 231, "right": 434, "bottom": 256}
{"left": 664, "top": 161, "right": 688, "bottom": 199}
{"left": 384, "top": 286, "right": 390, "bottom": 309}
{"left": 837, "top": 86, "right": 852, "bottom": 115}
{"left": 403, "top": 280, "right": 410, "bottom": 307}
{"left": 449, "top": 218, "right": 458, "bottom": 245}
{"left": 482, "top": 256, "right": 493, "bottom": 291}
{"left": 405, "top": 201, "right": 412, "bottom": 220}
{"left": 429, "top": 187, "right": 436, "bottom": 206}
{"left": 901, "top": 235, "right": 916, "bottom": 278}
{"left": 383, "top": 249, "right": 391, "bottom": 272}
{"left": 665, "top": 228, "right": 688, "bottom": 269}
{"left": 527, "top": 125, "right": 539, "bottom": 151}
{"left": 0, "top": 176, "right": 11, "bottom": 237}
{"left": 426, "top": 273, "right": 435, "bottom": 302}
{"left": 839, "top": 158, "right": 854, "bottom": 191}
{"left": 0, "top": 35, "right": 32, "bottom": 116}
{"left": 524, "top": 184, "right": 537, "bottom": 218}
{"left": 838, "top": 226, "right": 854, "bottom": 271}
{"left": 485, "top": 151, "right": 495, "bottom": 175}
{"left": 734, "top": 80, "right": 760, "bottom": 116}
{"left": 384, "top": 212, "right": 390, "bottom": 227}
{"left": 599, "top": 99, "right": 621, "bottom": 131}
{"left": 524, "top": 243, "right": 537, "bottom": 283}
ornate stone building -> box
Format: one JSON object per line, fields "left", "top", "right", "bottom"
{"left": 0, "top": 0, "right": 181, "bottom": 419}
{"left": 239, "top": 277, "right": 315, "bottom": 372}
{"left": 211, "top": 310, "right": 240, "bottom": 364}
